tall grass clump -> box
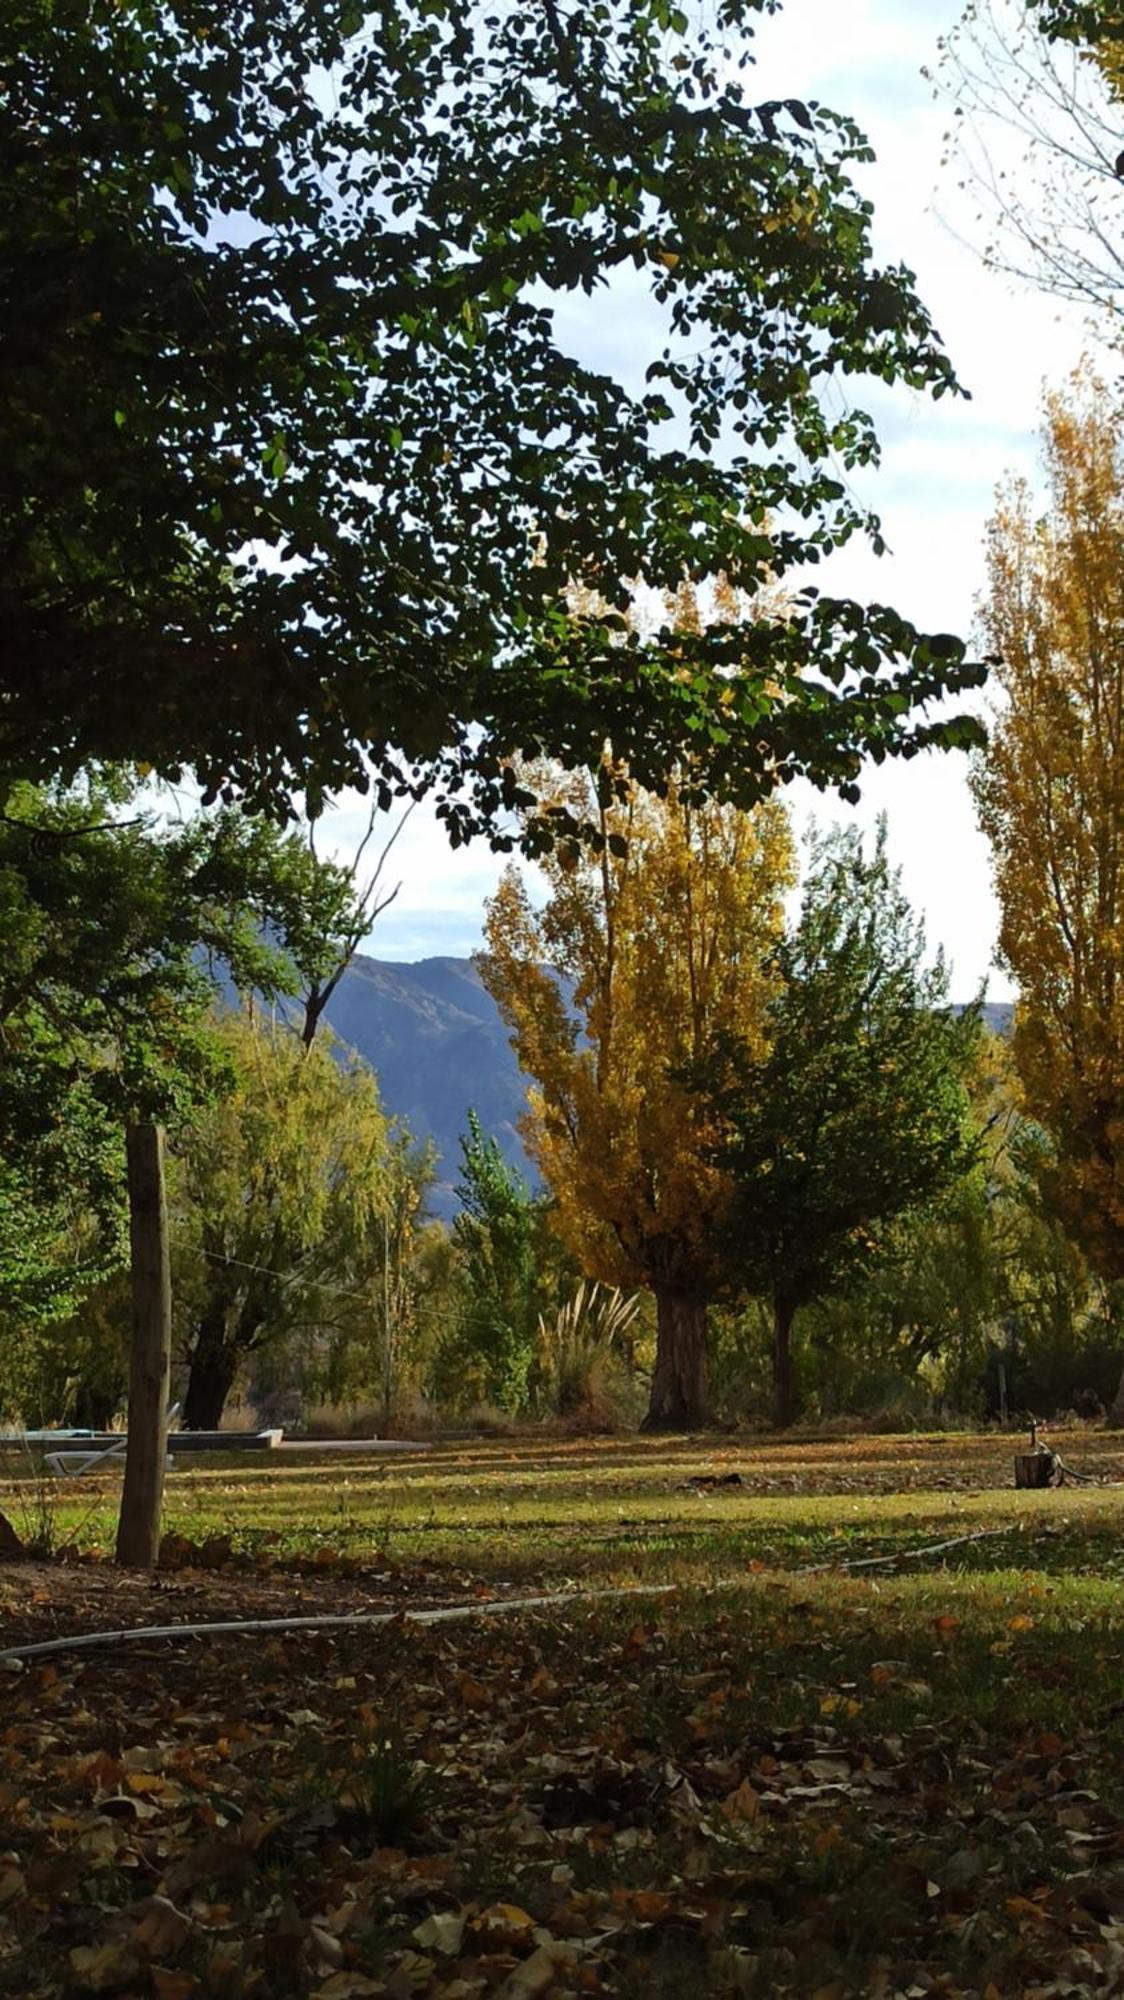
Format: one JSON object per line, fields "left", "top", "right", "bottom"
{"left": 537, "top": 1281, "right": 643, "bottom": 1429}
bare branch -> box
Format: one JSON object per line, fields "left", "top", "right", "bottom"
{"left": 301, "top": 797, "right": 416, "bottom": 1047}
{"left": 933, "top": 0, "right": 1124, "bottom": 317}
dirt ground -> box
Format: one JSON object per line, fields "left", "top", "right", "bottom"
{"left": 0, "top": 1555, "right": 503, "bottom": 1653}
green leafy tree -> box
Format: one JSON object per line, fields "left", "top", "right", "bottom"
{"left": 7, "top": 1266, "right": 133, "bottom": 1434}
{"left": 706, "top": 1032, "right": 1124, "bottom": 1426}
{"left": 172, "top": 1010, "right": 415, "bottom": 1429}
{"left": 791, "top": 1174, "right": 1006, "bottom": 1422}
{"left": 446, "top": 1112, "right": 546, "bottom": 1411}
{"left": 0, "top": 776, "right": 317, "bottom": 1552}
{"left": 1, "top": 0, "right": 983, "bottom": 827}
{"left": 0, "top": 776, "right": 389, "bottom": 1559}
{"left": 780, "top": 1031, "right": 1124, "bottom": 1424}
{"left": 993, "top": 1110, "right": 1124, "bottom": 1418}
{"left": 0, "top": 1172, "right": 126, "bottom": 1423}
{"left": 698, "top": 825, "right": 981, "bottom": 1426}
{"left": 0, "top": 780, "right": 291, "bottom": 1349}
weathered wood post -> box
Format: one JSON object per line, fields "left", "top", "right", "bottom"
{"left": 1014, "top": 1418, "right": 1057, "bottom": 1489}
{"left": 115, "top": 1122, "right": 172, "bottom": 1568}
{"left": 1014, "top": 1450, "right": 1055, "bottom": 1488}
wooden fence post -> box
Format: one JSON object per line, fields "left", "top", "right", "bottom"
{"left": 115, "top": 1122, "right": 172, "bottom": 1568}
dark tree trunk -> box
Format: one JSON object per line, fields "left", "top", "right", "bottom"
{"left": 772, "top": 1293, "right": 796, "bottom": 1430}
{"left": 643, "top": 1288, "right": 709, "bottom": 1430}
{"left": 73, "top": 1383, "right": 123, "bottom": 1432}
{"left": 116, "top": 1123, "right": 172, "bottom": 1568}
{"left": 1110, "top": 1355, "right": 1124, "bottom": 1430}
{"left": 182, "top": 1313, "right": 241, "bottom": 1431}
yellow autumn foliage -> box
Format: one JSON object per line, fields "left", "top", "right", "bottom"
{"left": 1088, "top": 21, "right": 1124, "bottom": 100}
{"left": 974, "top": 366, "right": 1124, "bottom": 1278}
{"left": 480, "top": 767, "right": 795, "bottom": 1300}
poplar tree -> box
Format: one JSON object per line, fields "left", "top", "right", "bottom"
{"left": 481, "top": 769, "right": 794, "bottom": 1429}
{"left": 974, "top": 370, "right": 1124, "bottom": 1412}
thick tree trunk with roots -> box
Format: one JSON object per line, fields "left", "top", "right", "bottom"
{"left": 182, "top": 1312, "right": 241, "bottom": 1431}
{"left": 772, "top": 1293, "right": 797, "bottom": 1430}
{"left": 644, "top": 1287, "right": 709, "bottom": 1430}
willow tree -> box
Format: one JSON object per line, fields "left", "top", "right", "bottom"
{"left": 481, "top": 768, "right": 794, "bottom": 1429}
{"left": 974, "top": 371, "right": 1124, "bottom": 1409}
{"left": 172, "top": 1010, "right": 417, "bottom": 1429}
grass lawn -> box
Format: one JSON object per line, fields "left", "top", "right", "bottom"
{"left": 3, "top": 1429, "right": 1124, "bottom": 1996}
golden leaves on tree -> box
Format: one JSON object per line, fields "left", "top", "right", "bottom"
{"left": 480, "top": 767, "right": 794, "bottom": 1298}
{"left": 974, "top": 364, "right": 1124, "bottom": 1282}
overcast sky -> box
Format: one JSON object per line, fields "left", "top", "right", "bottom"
{"left": 319, "top": 0, "right": 1098, "bottom": 1001}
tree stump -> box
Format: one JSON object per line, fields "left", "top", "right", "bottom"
{"left": 1014, "top": 1449, "right": 1057, "bottom": 1489}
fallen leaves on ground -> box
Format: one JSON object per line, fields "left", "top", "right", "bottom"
{"left": 3, "top": 1572, "right": 1124, "bottom": 1999}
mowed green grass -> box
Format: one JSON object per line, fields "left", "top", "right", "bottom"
{"left": 5, "top": 1426, "right": 1124, "bottom": 1590}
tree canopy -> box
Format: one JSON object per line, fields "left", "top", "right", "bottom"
{"left": 481, "top": 762, "right": 794, "bottom": 1427}
{"left": 2, "top": 0, "right": 982, "bottom": 831}
{"left": 974, "top": 372, "right": 1124, "bottom": 1304}
{"left": 0, "top": 775, "right": 380, "bottom": 1368}
{"left": 696, "top": 824, "right": 981, "bottom": 1424}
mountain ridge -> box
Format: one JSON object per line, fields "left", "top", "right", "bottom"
{"left": 313, "top": 953, "right": 1013, "bottom": 1219}
{"left": 317, "top": 954, "right": 530, "bottom": 1215}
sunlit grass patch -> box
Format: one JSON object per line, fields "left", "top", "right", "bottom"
{"left": 5, "top": 1428, "right": 1124, "bottom": 1589}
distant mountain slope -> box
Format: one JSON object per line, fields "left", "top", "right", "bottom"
{"left": 318, "top": 956, "right": 1015, "bottom": 1219}
{"left": 319, "top": 955, "right": 530, "bottom": 1216}
{"left": 980, "top": 1000, "right": 1014, "bottom": 1037}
